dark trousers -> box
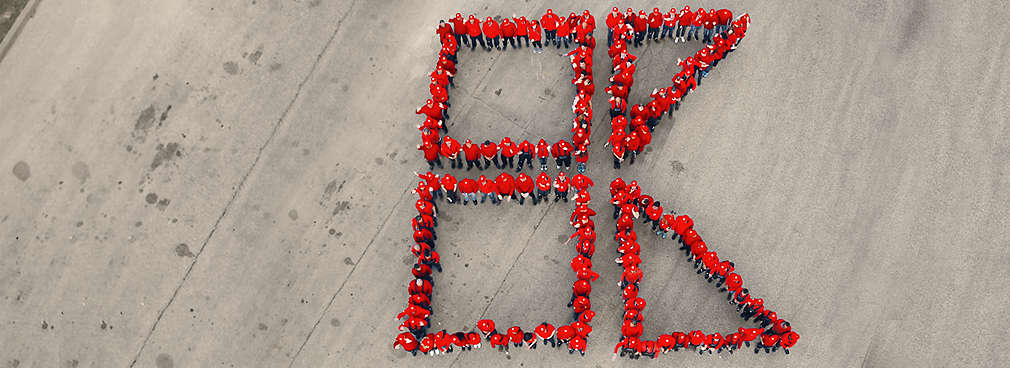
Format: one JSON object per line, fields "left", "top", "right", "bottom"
{"left": 634, "top": 31, "right": 645, "bottom": 47}
{"left": 517, "top": 153, "right": 532, "bottom": 171}
{"left": 545, "top": 29, "right": 557, "bottom": 44}
{"left": 502, "top": 155, "right": 514, "bottom": 168}
{"left": 557, "top": 34, "right": 569, "bottom": 48}
{"left": 532, "top": 40, "right": 542, "bottom": 49}
{"left": 554, "top": 189, "right": 568, "bottom": 202}
{"left": 676, "top": 25, "right": 687, "bottom": 38}
{"left": 661, "top": 25, "right": 674, "bottom": 39}
{"left": 607, "top": 28, "right": 613, "bottom": 45}
{"left": 455, "top": 33, "right": 468, "bottom": 47}
{"left": 470, "top": 34, "right": 486, "bottom": 50}
{"left": 556, "top": 155, "right": 571, "bottom": 169}
{"left": 488, "top": 36, "right": 501, "bottom": 49}
{"left": 449, "top": 155, "right": 462, "bottom": 169}
{"left": 466, "top": 158, "right": 481, "bottom": 170}
{"left": 647, "top": 27, "right": 659, "bottom": 40}
{"left": 518, "top": 35, "right": 529, "bottom": 46}
{"left": 427, "top": 157, "right": 443, "bottom": 170}
{"left": 503, "top": 36, "right": 515, "bottom": 49}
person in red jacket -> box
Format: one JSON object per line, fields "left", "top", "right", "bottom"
{"left": 513, "top": 15, "right": 529, "bottom": 47}
{"left": 715, "top": 9, "right": 733, "bottom": 35}
{"left": 495, "top": 172, "right": 516, "bottom": 204}
{"left": 625, "top": 131, "right": 641, "bottom": 165}
{"left": 459, "top": 176, "right": 477, "bottom": 205}
{"left": 689, "top": 8, "right": 705, "bottom": 42}
{"left": 526, "top": 138, "right": 547, "bottom": 171}
{"left": 393, "top": 331, "right": 419, "bottom": 355}
{"left": 440, "top": 136, "right": 462, "bottom": 169}
{"left": 605, "top": 7, "right": 622, "bottom": 45}
{"left": 440, "top": 173, "right": 458, "bottom": 203}
{"left": 702, "top": 8, "right": 717, "bottom": 44}
{"left": 647, "top": 8, "right": 662, "bottom": 41}
{"left": 631, "top": 10, "right": 647, "bottom": 47}
{"left": 516, "top": 139, "right": 534, "bottom": 172}
{"left": 661, "top": 8, "right": 677, "bottom": 40}
{"left": 515, "top": 172, "right": 534, "bottom": 205}
{"left": 482, "top": 16, "right": 501, "bottom": 51}
{"left": 676, "top": 6, "right": 693, "bottom": 42}
{"left": 416, "top": 99, "right": 447, "bottom": 121}
{"left": 529, "top": 19, "right": 543, "bottom": 53}
{"left": 466, "top": 15, "right": 486, "bottom": 51}
{"left": 480, "top": 140, "right": 500, "bottom": 169}
{"left": 535, "top": 172, "right": 552, "bottom": 204}
{"left": 500, "top": 17, "right": 517, "bottom": 50}
{"left": 553, "top": 172, "right": 570, "bottom": 202}
{"left": 556, "top": 13, "right": 572, "bottom": 49}
{"left": 540, "top": 9, "right": 560, "bottom": 46}
{"left": 499, "top": 137, "right": 518, "bottom": 168}
{"left": 450, "top": 13, "right": 468, "bottom": 47}
{"left": 551, "top": 139, "right": 573, "bottom": 171}
{"left": 478, "top": 174, "right": 496, "bottom": 204}
{"left": 417, "top": 141, "right": 442, "bottom": 170}
{"left": 461, "top": 139, "right": 480, "bottom": 170}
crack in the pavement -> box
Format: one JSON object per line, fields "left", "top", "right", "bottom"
{"left": 287, "top": 186, "right": 408, "bottom": 368}
{"left": 126, "top": 1, "right": 359, "bottom": 367}
{"left": 449, "top": 200, "right": 554, "bottom": 368}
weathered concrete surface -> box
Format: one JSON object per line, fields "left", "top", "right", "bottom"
{"left": 1, "top": 1, "right": 1008, "bottom": 367}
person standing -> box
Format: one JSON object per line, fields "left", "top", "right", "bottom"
{"left": 535, "top": 172, "right": 552, "bottom": 204}
{"left": 417, "top": 141, "right": 442, "bottom": 170}
{"left": 480, "top": 140, "right": 500, "bottom": 169}
{"left": 450, "top": 13, "right": 468, "bottom": 47}
{"left": 499, "top": 137, "right": 518, "bottom": 169}
{"left": 605, "top": 7, "right": 623, "bottom": 46}
{"left": 440, "top": 136, "right": 462, "bottom": 169}
{"left": 500, "top": 17, "right": 517, "bottom": 50}
{"left": 554, "top": 172, "right": 570, "bottom": 202}
{"left": 466, "top": 15, "right": 486, "bottom": 50}
{"left": 661, "top": 8, "right": 677, "bottom": 40}
{"left": 517, "top": 139, "right": 534, "bottom": 172}
{"left": 529, "top": 20, "right": 544, "bottom": 53}
{"left": 441, "top": 173, "right": 458, "bottom": 203}
{"left": 647, "top": 8, "right": 662, "bottom": 41}
{"left": 551, "top": 139, "right": 573, "bottom": 170}
{"left": 478, "top": 174, "right": 495, "bottom": 204}
{"left": 516, "top": 172, "right": 534, "bottom": 205}
{"left": 541, "top": 9, "right": 561, "bottom": 46}
{"left": 459, "top": 176, "right": 477, "bottom": 205}
{"left": 462, "top": 139, "right": 481, "bottom": 170}
{"left": 632, "top": 10, "right": 647, "bottom": 47}
{"left": 514, "top": 15, "right": 530, "bottom": 47}
{"left": 536, "top": 138, "right": 551, "bottom": 171}
{"left": 495, "top": 172, "right": 516, "bottom": 203}
{"left": 483, "top": 17, "right": 501, "bottom": 51}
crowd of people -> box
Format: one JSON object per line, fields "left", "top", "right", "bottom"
{"left": 394, "top": 167, "right": 598, "bottom": 356}
{"left": 603, "top": 7, "right": 750, "bottom": 168}
{"left": 420, "top": 10, "right": 597, "bottom": 173}
{"left": 609, "top": 177, "right": 800, "bottom": 358}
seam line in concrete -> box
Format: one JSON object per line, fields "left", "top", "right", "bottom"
{"left": 287, "top": 186, "right": 407, "bottom": 367}
{"left": 449, "top": 201, "right": 553, "bottom": 368}
{"left": 126, "top": 1, "right": 358, "bottom": 366}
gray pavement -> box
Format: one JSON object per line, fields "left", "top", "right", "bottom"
{"left": 1, "top": 0, "right": 1009, "bottom": 367}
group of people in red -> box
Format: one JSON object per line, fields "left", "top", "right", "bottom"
{"left": 467, "top": 189, "right": 599, "bottom": 356}
{"left": 422, "top": 10, "right": 597, "bottom": 174}
{"left": 438, "top": 10, "right": 596, "bottom": 53}
{"left": 394, "top": 168, "right": 599, "bottom": 356}
{"left": 608, "top": 177, "right": 799, "bottom": 358}
{"left": 603, "top": 7, "right": 750, "bottom": 169}
{"left": 413, "top": 170, "right": 594, "bottom": 206}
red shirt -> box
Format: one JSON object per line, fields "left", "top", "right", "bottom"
{"left": 480, "top": 141, "right": 498, "bottom": 158}
{"left": 514, "top": 17, "right": 528, "bottom": 35}
{"left": 482, "top": 19, "right": 500, "bottom": 38}
{"left": 536, "top": 172, "right": 552, "bottom": 191}
{"left": 632, "top": 14, "right": 647, "bottom": 31}
{"left": 679, "top": 10, "right": 694, "bottom": 26}
{"left": 717, "top": 9, "right": 733, "bottom": 24}
{"left": 515, "top": 173, "right": 534, "bottom": 193}
{"left": 648, "top": 11, "right": 663, "bottom": 28}
{"left": 466, "top": 17, "right": 482, "bottom": 37}
{"left": 440, "top": 174, "right": 457, "bottom": 191}
{"left": 541, "top": 11, "right": 560, "bottom": 30}
{"left": 440, "top": 137, "right": 461, "bottom": 158}
{"left": 495, "top": 172, "right": 515, "bottom": 195}
{"left": 459, "top": 178, "right": 477, "bottom": 194}
{"left": 529, "top": 22, "right": 542, "bottom": 41}
{"left": 461, "top": 143, "right": 479, "bottom": 161}
{"left": 554, "top": 174, "right": 570, "bottom": 192}
{"left": 622, "top": 320, "right": 644, "bottom": 338}
{"left": 606, "top": 11, "right": 623, "bottom": 29}
{"left": 535, "top": 140, "right": 550, "bottom": 158}
{"left": 499, "top": 138, "right": 518, "bottom": 157}
{"left": 417, "top": 143, "right": 439, "bottom": 161}
{"left": 500, "top": 20, "right": 517, "bottom": 37}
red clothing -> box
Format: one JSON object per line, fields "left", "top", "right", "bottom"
{"left": 717, "top": 9, "right": 733, "bottom": 25}
{"left": 478, "top": 176, "right": 495, "bottom": 194}
{"left": 536, "top": 172, "right": 552, "bottom": 191}
{"left": 500, "top": 20, "right": 517, "bottom": 37}
{"left": 645, "top": 204, "right": 663, "bottom": 221}
{"left": 440, "top": 174, "right": 457, "bottom": 191}
{"left": 499, "top": 138, "right": 518, "bottom": 157}
{"left": 461, "top": 142, "right": 479, "bottom": 161}
{"left": 479, "top": 141, "right": 498, "bottom": 159}
{"left": 632, "top": 14, "right": 647, "bottom": 31}
{"left": 514, "top": 17, "right": 528, "bottom": 35}
{"left": 622, "top": 320, "right": 643, "bottom": 338}
{"left": 648, "top": 11, "right": 663, "bottom": 28}
{"left": 450, "top": 15, "right": 466, "bottom": 35}
{"left": 495, "top": 172, "right": 515, "bottom": 195}
{"left": 417, "top": 142, "right": 439, "bottom": 161}
{"left": 529, "top": 22, "right": 542, "bottom": 41}
{"left": 440, "top": 137, "right": 461, "bottom": 158}
{"left": 515, "top": 173, "right": 534, "bottom": 193}
{"left": 541, "top": 11, "right": 560, "bottom": 30}
{"left": 606, "top": 10, "right": 624, "bottom": 29}
{"left": 679, "top": 9, "right": 694, "bottom": 26}
{"left": 554, "top": 174, "right": 570, "bottom": 192}
{"left": 482, "top": 18, "right": 500, "bottom": 38}
{"left": 466, "top": 17, "right": 482, "bottom": 37}
{"left": 536, "top": 139, "right": 550, "bottom": 158}
{"left": 459, "top": 178, "right": 477, "bottom": 194}
{"left": 556, "top": 325, "right": 576, "bottom": 341}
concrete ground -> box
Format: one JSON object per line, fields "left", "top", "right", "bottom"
{"left": 1, "top": 0, "right": 1008, "bottom": 367}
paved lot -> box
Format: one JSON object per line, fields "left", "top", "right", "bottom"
{"left": 1, "top": 0, "right": 1009, "bottom": 367}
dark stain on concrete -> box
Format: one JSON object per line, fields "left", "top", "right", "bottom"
{"left": 156, "top": 198, "right": 171, "bottom": 210}
{"left": 65, "top": 359, "right": 79, "bottom": 368}
{"left": 374, "top": 157, "right": 384, "bottom": 166}
{"left": 257, "top": 322, "right": 268, "bottom": 331}
{"left": 670, "top": 160, "right": 685, "bottom": 173}
{"left": 175, "top": 243, "right": 195, "bottom": 257}
{"left": 247, "top": 49, "right": 263, "bottom": 64}
{"left": 150, "top": 142, "right": 181, "bottom": 170}
{"left": 556, "top": 234, "right": 567, "bottom": 243}
{"left": 309, "top": 0, "right": 322, "bottom": 7}
{"left": 223, "top": 61, "right": 240, "bottom": 75}
{"left": 145, "top": 192, "right": 158, "bottom": 204}
{"left": 269, "top": 62, "right": 282, "bottom": 72}
{"left": 494, "top": 88, "right": 502, "bottom": 96}
{"left": 12, "top": 161, "right": 30, "bottom": 181}
{"left": 343, "top": 257, "right": 354, "bottom": 265}
{"left": 155, "top": 353, "right": 174, "bottom": 368}
{"left": 332, "top": 201, "right": 350, "bottom": 215}
{"left": 133, "top": 105, "right": 157, "bottom": 141}
{"left": 330, "top": 318, "right": 341, "bottom": 327}
{"left": 159, "top": 105, "right": 172, "bottom": 124}
{"left": 288, "top": 209, "right": 299, "bottom": 220}
{"left": 72, "top": 161, "right": 90, "bottom": 183}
